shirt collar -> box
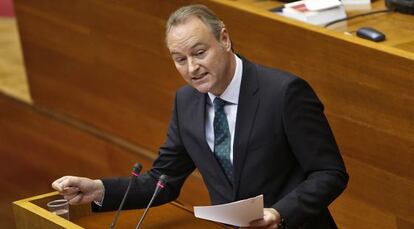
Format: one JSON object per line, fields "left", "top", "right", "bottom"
{"left": 208, "top": 54, "right": 243, "bottom": 105}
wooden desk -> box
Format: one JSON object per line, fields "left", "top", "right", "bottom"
{"left": 230, "top": 0, "right": 414, "bottom": 52}
{"left": 13, "top": 192, "right": 225, "bottom": 229}
{"left": 73, "top": 202, "right": 225, "bottom": 228}
{"left": 328, "top": 0, "right": 414, "bottom": 52}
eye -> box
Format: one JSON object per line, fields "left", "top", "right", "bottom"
{"left": 174, "top": 57, "right": 187, "bottom": 65}
{"left": 195, "top": 49, "right": 206, "bottom": 57}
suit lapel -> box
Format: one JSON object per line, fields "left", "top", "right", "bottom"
{"left": 192, "top": 91, "right": 234, "bottom": 193}
{"left": 232, "top": 58, "right": 260, "bottom": 199}
{"left": 192, "top": 92, "right": 208, "bottom": 152}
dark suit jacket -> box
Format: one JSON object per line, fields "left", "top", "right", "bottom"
{"left": 95, "top": 57, "right": 348, "bottom": 228}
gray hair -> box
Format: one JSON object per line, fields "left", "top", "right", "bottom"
{"left": 165, "top": 4, "right": 225, "bottom": 41}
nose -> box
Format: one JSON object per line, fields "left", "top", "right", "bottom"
{"left": 188, "top": 57, "right": 200, "bottom": 75}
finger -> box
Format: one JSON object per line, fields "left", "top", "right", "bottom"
{"left": 51, "top": 176, "right": 69, "bottom": 191}
{"left": 249, "top": 218, "right": 268, "bottom": 227}
{"left": 68, "top": 193, "right": 84, "bottom": 205}
{"left": 51, "top": 182, "right": 62, "bottom": 192}
{"left": 249, "top": 212, "right": 274, "bottom": 227}
{"left": 52, "top": 176, "right": 77, "bottom": 189}
{"left": 63, "top": 192, "right": 79, "bottom": 202}
{"left": 60, "top": 176, "right": 76, "bottom": 186}
{"left": 58, "top": 176, "right": 84, "bottom": 192}
{"left": 60, "top": 186, "right": 80, "bottom": 195}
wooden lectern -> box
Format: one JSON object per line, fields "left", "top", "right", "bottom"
{"left": 13, "top": 192, "right": 226, "bottom": 228}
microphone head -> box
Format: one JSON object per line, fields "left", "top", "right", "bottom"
{"left": 132, "top": 163, "right": 143, "bottom": 176}
{"left": 158, "top": 174, "right": 168, "bottom": 186}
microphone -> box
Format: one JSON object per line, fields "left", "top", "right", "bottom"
{"left": 135, "top": 175, "right": 168, "bottom": 229}
{"left": 109, "top": 163, "right": 143, "bottom": 229}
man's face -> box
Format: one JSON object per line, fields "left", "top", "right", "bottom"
{"left": 166, "top": 17, "right": 233, "bottom": 96}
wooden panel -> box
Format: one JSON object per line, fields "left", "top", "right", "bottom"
{"left": 329, "top": 155, "right": 414, "bottom": 228}
{"left": 0, "top": 18, "right": 30, "bottom": 102}
{"left": 0, "top": 93, "right": 209, "bottom": 228}
{"left": 15, "top": 0, "right": 183, "bottom": 152}
{"left": 73, "top": 202, "right": 226, "bottom": 228}
{"left": 13, "top": 192, "right": 223, "bottom": 229}
{"left": 328, "top": 113, "right": 414, "bottom": 180}
{"left": 397, "top": 217, "right": 414, "bottom": 229}
{"left": 13, "top": 0, "right": 414, "bottom": 228}
{"left": 329, "top": 191, "right": 397, "bottom": 229}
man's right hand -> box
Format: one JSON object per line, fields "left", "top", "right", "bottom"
{"left": 51, "top": 176, "right": 105, "bottom": 205}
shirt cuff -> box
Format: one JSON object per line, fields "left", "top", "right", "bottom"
{"left": 93, "top": 183, "right": 105, "bottom": 207}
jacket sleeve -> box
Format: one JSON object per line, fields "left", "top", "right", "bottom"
{"left": 93, "top": 93, "right": 196, "bottom": 212}
{"left": 272, "top": 78, "right": 348, "bottom": 228}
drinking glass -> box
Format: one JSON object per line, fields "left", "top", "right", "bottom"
{"left": 47, "top": 199, "right": 69, "bottom": 220}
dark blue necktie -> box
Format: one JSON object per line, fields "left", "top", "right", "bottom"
{"left": 213, "top": 97, "right": 233, "bottom": 183}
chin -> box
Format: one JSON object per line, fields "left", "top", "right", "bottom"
{"left": 189, "top": 80, "right": 209, "bottom": 93}
{"left": 194, "top": 85, "right": 212, "bottom": 94}
{"left": 195, "top": 88, "right": 210, "bottom": 94}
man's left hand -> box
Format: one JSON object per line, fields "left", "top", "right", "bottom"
{"left": 243, "top": 208, "right": 282, "bottom": 229}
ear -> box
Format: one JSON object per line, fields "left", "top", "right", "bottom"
{"left": 219, "top": 28, "right": 232, "bottom": 52}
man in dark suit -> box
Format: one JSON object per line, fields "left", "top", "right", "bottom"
{"left": 52, "top": 4, "right": 348, "bottom": 228}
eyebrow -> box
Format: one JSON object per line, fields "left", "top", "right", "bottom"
{"left": 170, "top": 42, "right": 205, "bottom": 55}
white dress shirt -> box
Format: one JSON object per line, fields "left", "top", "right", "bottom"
{"left": 205, "top": 54, "right": 243, "bottom": 164}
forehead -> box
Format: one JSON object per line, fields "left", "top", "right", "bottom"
{"left": 166, "top": 17, "right": 215, "bottom": 53}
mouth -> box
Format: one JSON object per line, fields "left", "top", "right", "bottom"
{"left": 191, "top": 72, "right": 208, "bottom": 81}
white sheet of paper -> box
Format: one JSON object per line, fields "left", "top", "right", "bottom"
{"left": 193, "top": 195, "right": 263, "bottom": 227}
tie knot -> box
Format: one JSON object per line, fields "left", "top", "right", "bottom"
{"left": 213, "top": 97, "right": 226, "bottom": 111}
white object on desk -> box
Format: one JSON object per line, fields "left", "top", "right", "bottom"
{"left": 342, "top": 0, "right": 372, "bottom": 11}
{"left": 281, "top": 1, "right": 347, "bottom": 26}
{"left": 303, "top": 0, "right": 342, "bottom": 11}
{"left": 194, "top": 195, "right": 264, "bottom": 227}
{"left": 342, "top": 0, "right": 371, "bottom": 5}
